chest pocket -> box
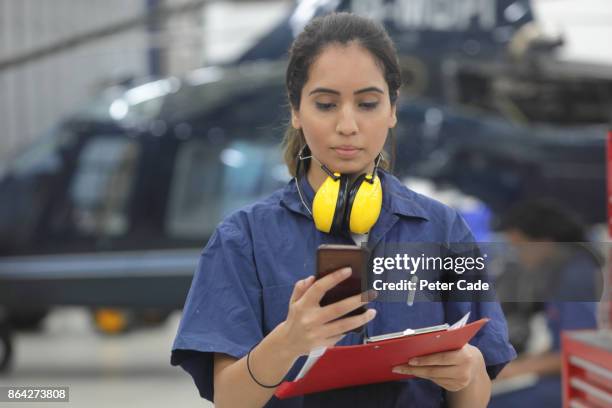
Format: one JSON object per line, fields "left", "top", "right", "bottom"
{"left": 262, "top": 283, "right": 294, "bottom": 334}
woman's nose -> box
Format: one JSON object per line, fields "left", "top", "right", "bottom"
{"left": 336, "top": 106, "right": 358, "bottom": 136}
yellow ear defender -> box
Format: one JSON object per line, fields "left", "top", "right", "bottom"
{"left": 296, "top": 146, "right": 383, "bottom": 236}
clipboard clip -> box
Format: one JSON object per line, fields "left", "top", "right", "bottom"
{"left": 363, "top": 311, "right": 471, "bottom": 344}
{"left": 364, "top": 323, "right": 449, "bottom": 343}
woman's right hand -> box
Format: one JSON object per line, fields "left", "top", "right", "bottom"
{"left": 278, "top": 267, "right": 377, "bottom": 358}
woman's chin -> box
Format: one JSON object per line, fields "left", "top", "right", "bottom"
{"left": 329, "top": 161, "right": 371, "bottom": 176}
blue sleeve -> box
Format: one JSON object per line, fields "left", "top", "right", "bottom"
{"left": 444, "top": 210, "right": 517, "bottom": 380}
{"left": 546, "top": 301, "right": 598, "bottom": 351}
{"left": 170, "top": 216, "right": 263, "bottom": 402}
{"left": 546, "top": 251, "right": 600, "bottom": 351}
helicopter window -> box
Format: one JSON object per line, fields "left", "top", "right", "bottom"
{"left": 166, "top": 139, "right": 290, "bottom": 238}
{"left": 8, "top": 126, "right": 74, "bottom": 177}
{"left": 69, "top": 137, "right": 140, "bottom": 236}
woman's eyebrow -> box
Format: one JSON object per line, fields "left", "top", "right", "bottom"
{"left": 308, "top": 86, "right": 384, "bottom": 96}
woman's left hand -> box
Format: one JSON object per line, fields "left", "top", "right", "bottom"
{"left": 392, "top": 344, "right": 485, "bottom": 392}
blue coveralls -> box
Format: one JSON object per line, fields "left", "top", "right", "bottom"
{"left": 489, "top": 246, "right": 600, "bottom": 408}
{"left": 171, "top": 169, "right": 517, "bottom": 407}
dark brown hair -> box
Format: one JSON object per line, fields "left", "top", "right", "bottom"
{"left": 494, "top": 199, "right": 587, "bottom": 242}
{"left": 282, "top": 12, "right": 401, "bottom": 177}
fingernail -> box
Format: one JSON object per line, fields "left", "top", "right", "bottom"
{"left": 392, "top": 367, "right": 404, "bottom": 374}
{"left": 367, "top": 309, "right": 377, "bottom": 319}
{"left": 409, "top": 358, "right": 419, "bottom": 366}
{"left": 341, "top": 267, "right": 352, "bottom": 276}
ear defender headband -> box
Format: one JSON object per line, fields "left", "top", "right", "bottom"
{"left": 296, "top": 145, "right": 383, "bottom": 236}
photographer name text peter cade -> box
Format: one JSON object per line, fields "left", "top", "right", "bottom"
{"left": 370, "top": 253, "right": 491, "bottom": 293}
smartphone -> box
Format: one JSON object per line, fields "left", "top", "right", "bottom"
{"left": 316, "top": 244, "right": 371, "bottom": 331}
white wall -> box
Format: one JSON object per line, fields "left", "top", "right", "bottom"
{"left": 532, "top": 0, "right": 612, "bottom": 65}
{"left": 203, "top": 0, "right": 291, "bottom": 64}
{"left": 0, "top": 0, "right": 291, "bottom": 161}
{"left": 0, "top": 0, "right": 149, "bottom": 161}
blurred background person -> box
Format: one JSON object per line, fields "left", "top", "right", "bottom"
{"left": 489, "top": 199, "right": 604, "bottom": 408}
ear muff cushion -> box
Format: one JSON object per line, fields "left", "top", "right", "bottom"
{"left": 312, "top": 173, "right": 342, "bottom": 233}
{"left": 348, "top": 174, "right": 382, "bottom": 234}
{"left": 330, "top": 175, "right": 349, "bottom": 235}
{"left": 346, "top": 173, "right": 367, "bottom": 227}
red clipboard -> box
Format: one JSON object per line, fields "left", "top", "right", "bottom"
{"left": 275, "top": 318, "right": 489, "bottom": 399}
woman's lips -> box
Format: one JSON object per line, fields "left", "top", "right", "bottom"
{"left": 332, "top": 146, "right": 361, "bottom": 158}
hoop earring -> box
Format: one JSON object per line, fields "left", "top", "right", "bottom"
{"left": 297, "top": 144, "right": 310, "bottom": 162}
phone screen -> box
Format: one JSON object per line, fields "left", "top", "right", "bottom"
{"left": 316, "top": 244, "right": 370, "bottom": 328}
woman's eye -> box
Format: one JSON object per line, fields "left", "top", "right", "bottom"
{"left": 315, "top": 101, "right": 378, "bottom": 111}
{"left": 315, "top": 102, "right": 335, "bottom": 111}
{"left": 360, "top": 102, "right": 379, "bottom": 110}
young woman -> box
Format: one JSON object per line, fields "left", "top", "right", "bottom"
{"left": 171, "top": 12, "right": 516, "bottom": 408}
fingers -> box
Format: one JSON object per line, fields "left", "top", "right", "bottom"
{"left": 393, "top": 364, "right": 471, "bottom": 391}
{"left": 407, "top": 349, "right": 463, "bottom": 367}
{"left": 289, "top": 275, "right": 315, "bottom": 304}
{"left": 302, "top": 267, "right": 353, "bottom": 305}
{"left": 392, "top": 364, "right": 458, "bottom": 380}
{"left": 319, "top": 308, "right": 377, "bottom": 337}
{"left": 391, "top": 346, "right": 479, "bottom": 392}
{"left": 317, "top": 290, "right": 377, "bottom": 324}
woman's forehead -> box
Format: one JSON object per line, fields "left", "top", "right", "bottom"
{"left": 304, "top": 42, "right": 387, "bottom": 93}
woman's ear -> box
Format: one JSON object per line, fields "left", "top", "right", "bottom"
{"left": 389, "top": 91, "right": 399, "bottom": 128}
{"left": 291, "top": 108, "right": 301, "bottom": 129}
{"left": 389, "top": 103, "right": 397, "bottom": 128}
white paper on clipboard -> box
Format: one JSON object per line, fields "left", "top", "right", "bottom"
{"left": 294, "top": 312, "right": 471, "bottom": 380}
{"left": 295, "top": 346, "right": 327, "bottom": 381}
{"left": 449, "top": 312, "right": 471, "bottom": 330}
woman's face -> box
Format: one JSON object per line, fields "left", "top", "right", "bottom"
{"left": 504, "top": 229, "right": 554, "bottom": 269}
{"left": 291, "top": 41, "right": 397, "bottom": 179}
